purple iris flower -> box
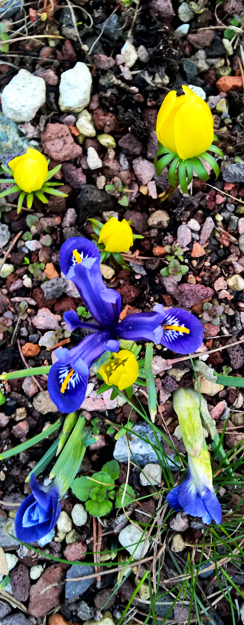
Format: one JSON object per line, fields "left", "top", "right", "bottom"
{"left": 48, "top": 237, "right": 203, "bottom": 413}
{"left": 15, "top": 474, "right": 61, "bottom": 542}
{"left": 166, "top": 454, "right": 222, "bottom": 525}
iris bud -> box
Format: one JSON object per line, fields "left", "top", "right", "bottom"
{"left": 99, "top": 350, "right": 139, "bottom": 390}
{"left": 8, "top": 148, "right": 48, "bottom": 194}
{"left": 173, "top": 387, "right": 204, "bottom": 457}
{"left": 98, "top": 218, "right": 133, "bottom": 253}
{"left": 156, "top": 85, "right": 214, "bottom": 160}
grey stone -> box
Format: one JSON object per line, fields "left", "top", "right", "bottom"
{"left": 0, "top": 225, "right": 10, "bottom": 249}
{"left": 59, "top": 63, "right": 92, "bottom": 113}
{"left": 222, "top": 162, "right": 244, "bottom": 183}
{"left": 65, "top": 564, "right": 94, "bottom": 600}
{"left": 77, "top": 600, "right": 95, "bottom": 620}
{"left": 76, "top": 185, "right": 115, "bottom": 223}
{"left": 0, "top": 601, "right": 11, "bottom": 619}
{"left": 98, "top": 14, "right": 121, "bottom": 42}
{"left": 1, "top": 615, "right": 31, "bottom": 625}
{"left": 199, "top": 561, "right": 214, "bottom": 578}
{"left": 41, "top": 277, "right": 67, "bottom": 300}
{"left": 0, "top": 114, "right": 29, "bottom": 156}
{"left": 0, "top": 518, "right": 18, "bottom": 548}
{"left": 0, "top": 0, "right": 22, "bottom": 17}
{"left": 113, "top": 422, "right": 180, "bottom": 470}
{"left": 183, "top": 59, "right": 197, "bottom": 82}
{"left": 154, "top": 594, "right": 174, "bottom": 619}
{"left": 239, "top": 234, "right": 244, "bottom": 254}
{"left": 2, "top": 70, "right": 46, "bottom": 123}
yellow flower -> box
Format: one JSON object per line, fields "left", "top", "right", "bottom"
{"left": 156, "top": 85, "right": 214, "bottom": 160}
{"left": 98, "top": 218, "right": 133, "bottom": 253}
{"left": 99, "top": 350, "right": 139, "bottom": 390}
{"left": 8, "top": 148, "right": 48, "bottom": 194}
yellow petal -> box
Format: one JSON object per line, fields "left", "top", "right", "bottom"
{"left": 8, "top": 148, "right": 48, "bottom": 193}
{"left": 156, "top": 91, "right": 185, "bottom": 153}
{"left": 174, "top": 99, "right": 213, "bottom": 159}
{"left": 99, "top": 218, "right": 133, "bottom": 252}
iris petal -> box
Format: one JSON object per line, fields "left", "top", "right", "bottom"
{"left": 158, "top": 306, "right": 203, "bottom": 354}
{"left": 30, "top": 474, "right": 51, "bottom": 511}
{"left": 117, "top": 310, "right": 164, "bottom": 343}
{"left": 201, "top": 487, "right": 222, "bottom": 525}
{"left": 166, "top": 486, "right": 182, "bottom": 511}
{"left": 59, "top": 237, "right": 100, "bottom": 281}
{"left": 48, "top": 356, "right": 89, "bottom": 413}
{"left": 73, "top": 262, "right": 122, "bottom": 328}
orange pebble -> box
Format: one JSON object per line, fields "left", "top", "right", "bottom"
{"left": 45, "top": 263, "right": 59, "bottom": 279}
{"left": 22, "top": 343, "right": 40, "bottom": 357}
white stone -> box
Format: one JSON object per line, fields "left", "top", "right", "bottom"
{"left": 147, "top": 210, "right": 170, "bottom": 228}
{"left": 193, "top": 374, "right": 224, "bottom": 397}
{"left": 30, "top": 564, "right": 44, "bottom": 580}
{"left": 119, "top": 524, "right": 150, "bottom": 560}
{"left": 5, "top": 553, "right": 18, "bottom": 571}
{"left": 227, "top": 274, "right": 244, "bottom": 292}
{"left": 57, "top": 511, "right": 72, "bottom": 534}
{"left": 76, "top": 110, "right": 96, "bottom": 137}
{"left": 87, "top": 147, "right": 102, "bottom": 170}
{"left": 2, "top": 69, "right": 46, "bottom": 122}
{"left": 59, "top": 62, "right": 92, "bottom": 113}
{"left": 23, "top": 275, "right": 32, "bottom": 289}
{"left": 121, "top": 41, "right": 138, "bottom": 68}
{"left": 222, "top": 38, "right": 233, "bottom": 55}
{"left": 172, "top": 533, "right": 186, "bottom": 552}
{"left": 175, "top": 23, "right": 190, "bottom": 37}
{"left": 188, "top": 218, "right": 201, "bottom": 232}
{"left": 178, "top": 1, "right": 194, "bottom": 21}
{"left": 100, "top": 264, "right": 115, "bottom": 280}
{"left": 33, "top": 390, "right": 58, "bottom": 415}
{"left": 140, "top": 463, "right": 162, "bottom": 486}
{"left": 71, "top": 503, "right": 88, "bottom": 527}
{"left": 188, "top": 85, "right": 206, "bottom": 101}
{"left": 0, "top": 263, "right": 14, "bottom": 278}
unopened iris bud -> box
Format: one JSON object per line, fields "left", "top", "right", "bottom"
{"left": 98, "top": 217, "right": 133, "bottom": 253}
{"left": 173, "top": 387, "right": 204, "bottom": 457}
{"left": 156, "top": 85, "right": 214, "bottom": 160}
{"left": 99, "top": 350, "right": 139, "bottom": 390}
{"left": 8, "top": 148, "right": 48, "bottom": 193}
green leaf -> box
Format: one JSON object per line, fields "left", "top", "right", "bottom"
{"left": 154, "top": 152, "right": 174, "bottom": 176}
{"left": 17, "top": 191, "right": 26, "bottom": 214}
{"left": 1, "top": 165, "right": 12, "bottom": 176}
{"left": 102, "top": 460, "right": 120, "bottom": 480}
{"left": 184, "top": 159, "right": 193, "bottom": 185}
{"left": 50, "top": 417, "right": 87, "bottom": 496}
{"left": 180, "top": 264, "right": 189, "bottom": 276}
{"left": 145, "top": 343, "right": 157, "bottom": 422}
{"left": 41, "top": 186, "right": 68, "bottom": 197}
{"left": 90, "top": 486, "right": 107, "bottom": 502}
{"left": 88, "top": 471, "right": 115, "bottom": 491}
{"left": 168, "top": 157, "right": 180, "bottom": 187}
{"left": 0, "top": 179, "right": 15, "bottom": 183}
{"left": 85, "top": 499, "right": 113, "bottom": 517}
{"left": 160, "top": 267, "right": 169, "bottom": 277}
{"left": 178, "top": 161, "right": 188, "bottom": 194}
{"left": 214, "top": 373, "right": 244, "bottom": 388}
{"left": 156, "top": 145, "right": 172, "bottom": 156}
{"left": 0, "top": 185, "right": 20, "bottom": 198}
{"left": 35, "top": 191, "right": 48, "bottom": 203}
{"left": 71, "top": 476, "right": 90, "bottom": 501}
{"left": 200, "top": 152, "right": 220, "bottom": 178}
{"left": 100, "top": 250, "right": 110, "bottom": 263}
{"left": 0, "top": 419, "right": 60, "bottom": 460}
{"left": 223, "top": 28, "right": 235, "bottom": 40}
{"left": 191, "top": 157, "right": 209, "bottom": 181}
{"left": 207, "top": 144, "right": 224, "bottom": 158}
{"left": 118, "top": 195, "right": 129, "bottom": 207}
{"left": 115, "top": 484, "right": 136, "bottom": 508}
{"left": 0, "top": 391, "right": 5, "bottom": 405}
{"left": 26, "top": 438, "right": 59, "bottom": 482}
{"left": 110, "top": 387, "right": 119, "bottom": 400}
{"left": 45, "top": 164, "right": 62, "bottom": 180}
{"left": 26, "top": 193, "right": 34, "bottom": 209}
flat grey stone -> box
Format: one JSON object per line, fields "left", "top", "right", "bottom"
{"left": 0, "top": 225, "right": 10, "bottom": 249}
{"left": 1, "top": 614, "right": 31, "bottom": 625}
{"left": 65, "top": 565, "right": 94, "bottom": 601}
{"left": 222, "top": 163, "right": 244, "bottom": 183}
{"left": 41, "top": 277, "right": 67, "bottom": 300}
{"left": 0, "top": 113, "right": 29, "bottom": 156}
{"left": 113, "top": 422, "right": 180, "bottom": 471}
{"left": 0, "top": 518, "right": 18, "bottom": 548}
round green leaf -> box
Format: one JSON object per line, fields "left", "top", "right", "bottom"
{"left": 86, "top": 499, "right": 113, "bottom": 517}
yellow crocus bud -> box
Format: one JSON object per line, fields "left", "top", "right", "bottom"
{"left": 99, "top": 350, "right": 139, "bottom": 390}
{"left": 8, "top": 148, "right": 48, "bottom": 194}
{"left": 156, "top": 85, "right": 214, "bottom": 160}
{"left": 173, "top": 387, "right": 204, "bottom": 457}
{"left": 98, "top": 218, "right": 133, "bottom": 253}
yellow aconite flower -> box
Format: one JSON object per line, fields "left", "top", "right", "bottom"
{"left": 8, "top": 148, "right": 48, "bottom": 194}
{"left": 98, "top": 218, "right": 133, "bottom": 253}
{"left": 156, "top": 85, "right": 214, "bottom": 160}
{"left": 99, "top": 350, "right": 139, "bottom": 390}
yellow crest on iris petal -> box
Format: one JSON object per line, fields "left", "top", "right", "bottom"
{"left": 8, "top": 148, "right": 48, "bottom": 194}
{"left": 98, "top": 217, "right": 133, "bottom": 253}
{"left": 99, "top": 350, "right": 139, "bottom": 390}
{"left": 156, "top": 85, "right": 214, "bottom": 160}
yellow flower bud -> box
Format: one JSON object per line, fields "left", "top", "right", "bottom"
{"left": 99, "top": 350, "right": 139, "bottom": 390}
{"left": 8, "top": 148, "right": 48, "bottom": 194}
{"left": 156, "top": 85, "right": 214, "bottom": 160}
{"left": 173, "top": 387, "right": 204, "bottom": 457}
{"left": 98, "top": 218, "right": 133, "bottom": 253}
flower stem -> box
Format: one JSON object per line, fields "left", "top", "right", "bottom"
{"left": 0, "top": 366, "right": 51, "bottom": 380}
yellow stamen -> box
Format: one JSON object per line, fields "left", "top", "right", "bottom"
{"left": 60, "top": 368, "right": 74, "bottom": 394}
{"left": 163, "top": 324, "right": 190, "bottom": 334}
{"left": 73, "top": 249, "right": 82, "bottom": 263}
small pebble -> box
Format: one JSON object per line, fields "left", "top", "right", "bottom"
{"left": 140, "top": 463, "right": 162, "bottom": 486}
{"left": 57, "top": 511, "right": 72, "bottom": 534}
{"left": 30, "top": 565, "right": 44, "bottom": 580}
{"left": 121, "top": 41, "right": 138, "bottom": 68}
{"left": 71, "top": 504, "right": 88, "bottom": 527}
{"left": 87, "top": 147, "right": 102, "bottom": 170}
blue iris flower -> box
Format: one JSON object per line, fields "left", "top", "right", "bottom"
{"left": 166, "top": 453, "right": 222, "bottom": 525}
{"left": 48, "top": 237, "right": 203, "bottom": 413}
{"left": 15, "top": 474, "right": 61, "bottom": 542}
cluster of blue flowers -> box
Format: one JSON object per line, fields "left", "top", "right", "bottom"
{"left": 15, "top": 236, "right": 221, "bottom": 544}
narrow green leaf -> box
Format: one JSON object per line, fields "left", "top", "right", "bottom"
{"left": 35, "top": 191, "right": 48, "bottom": 203}
{"left": 145, "top": 343, "right": 157, "bottom": 422}
{"left": 17, "top": 191, "right": 26, "bottom": 214}
{"left": 41, "top": 186, "right": 68, "bottom": 197}
{"left": 184, "top": 159, "right": 193, "bottom": 184}
{"left": 156, "top": 145, "right": 172, "bottom": 157}
{"left": 0, "top": 420, "right": 61, "bottom": 460}
{"left": 200, "top": 152, "right": 220, "bottom": 178}
{"left": 214, "top": 373, "right": 244, "bottom": 388}
{"left": 26, "top": 193, "right": 34, "bottom": 209}
{"left": 0, "top": 365, "right": 51, "bottom": 380}
{"left": 0, "top": 185, "right": 20, "bottom": 198}
{"left": 178, "top": 161, "right": 188, "bottom": 193}
{"left": 0, "top": 179, "right": 15, "bottom": 183}
{"left": 26, "top": 438, "right": 59, "bottom": 482}
{"left": 155, "top": 152, "right": 174, "bottom": 176}
{"left": 1, "top": 165, "right": 13, "bottom": 175}
{"left": 168, "top": 156, "right": 180, "bottom": 187}
{"left": 50, "top": 417, "right": 87, "bottom": 495}
{"left": 45, "top": 164, "right": 62, "bottom": 180}
{"left": 208, "top": 144, "right": 224, "bottom": 158}
{"left": 191, "top": 157, "right": 209, "bottom": 181}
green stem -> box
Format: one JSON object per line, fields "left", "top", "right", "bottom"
{"left": 0, "top": 366, "right": 51, "bottom": 380}
{"left": 0, "top": 420, "right": 61, "bottom": 460}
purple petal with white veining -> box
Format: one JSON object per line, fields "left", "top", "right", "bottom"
{"left": 59, "top": 237, "right": 100, "bottom": 280}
